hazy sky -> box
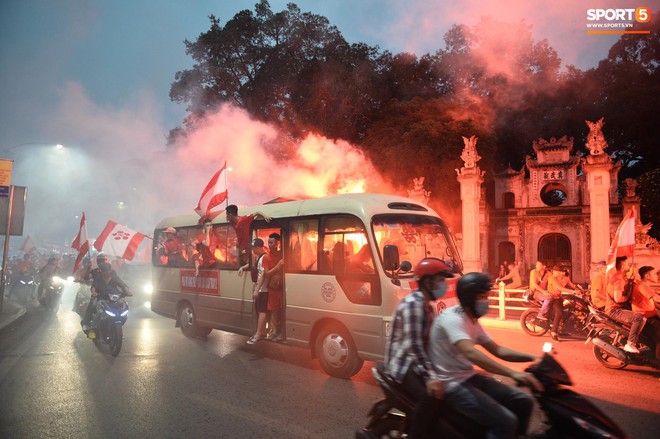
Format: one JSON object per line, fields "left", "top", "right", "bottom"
{"left": 0, "top": 0, "right": 655, "bottom": 251}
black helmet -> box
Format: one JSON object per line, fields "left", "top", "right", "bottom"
{"left": 457, "top": 272, "right": 493, "bottom": 315}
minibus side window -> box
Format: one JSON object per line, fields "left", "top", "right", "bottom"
{"left": 213, "top": 224, "right": 239, "bottom": 269}
{"left": 288, "top": 220, "right": 319, "bottom": 272}
{"left": 153, "top": 228, "right": 195, "bottom": 268}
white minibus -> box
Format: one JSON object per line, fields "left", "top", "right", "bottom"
{"left": 150, "top": 193, "right": 463, "bottom": 378}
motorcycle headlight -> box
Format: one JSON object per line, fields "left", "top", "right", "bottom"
{"left": 120, "top": 310, "right": 129, "bottom": 317}
{"left": 52, "top": 276, "right": 63, "bottom": 284}
{"left": 143, "top": 283, "right": 153, "bottom": 295}
{"left": 104, "top": 309, "right": 116, "bottom": 317}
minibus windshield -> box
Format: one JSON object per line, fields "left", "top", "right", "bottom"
{"left": 372, "top": 214, "right": 462, "bottom": 276}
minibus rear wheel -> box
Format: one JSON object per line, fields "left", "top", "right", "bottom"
{"left": 179, "top": 302, "right": 204, "bottom": 338}
{"left": 315, "top": 322, "right": 364, "bottom": 379}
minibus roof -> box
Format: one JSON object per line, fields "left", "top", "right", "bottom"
{"left": 155, "top": 193, "right": 445, "bottom": 229}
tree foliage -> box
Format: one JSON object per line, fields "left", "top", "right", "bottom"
{"left": 170, "top": 2, "right": 659, "bottom": 230}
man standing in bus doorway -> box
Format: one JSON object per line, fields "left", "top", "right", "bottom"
{"left": 264, "top": 233, "right": 284, "bottom": 342}
{"left": 226, "top": 204, "right": 272, "bottom": 266}
{"left": 193, "top": 219, "right": 221, "bottom": 276}
{"left": 246, "top": 238, "right": 269, "bottom": 345}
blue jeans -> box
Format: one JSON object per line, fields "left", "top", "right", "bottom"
{"left": 444, "top": 374, "right": 534, "bottom": 439}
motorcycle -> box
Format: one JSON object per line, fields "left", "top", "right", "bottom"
{"left": 8, "top": 273, "right": 38, "bottom": 306}
{"left": 87, "top": 288, "right": 129, "bottom": 357}
{"left": 585, "top": 305, "right": 659, "bottom": 370}
{"left": 520, "top": 287, "right": 591, "bottom": 338}
{"left": 39, "top": 275, "right": 65, "bottom": 314}
{"left": 356, "top": 344, "right": 629, "bottom": 439}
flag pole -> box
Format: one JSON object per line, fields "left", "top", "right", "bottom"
{"left": 225, "top": 161, "right": 229, "bottom": 209}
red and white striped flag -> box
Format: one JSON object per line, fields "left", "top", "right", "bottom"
{"left": 606, "top": 209, "right": 635, "bottom": 278}
{"left": 71, "top": 212, "right": 90, "bottom": 273}
{"left": 20, "top": 235, "right": 38, "bottom": 254}
{"left": 194, "top": 161, "right": 228, "bottom": 221}
{"left": 93, "top": 220, "right": 146, "bottom": 260}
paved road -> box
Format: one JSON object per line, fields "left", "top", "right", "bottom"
{"left": 0, "top": 284, "right": 658, "bottom": 438}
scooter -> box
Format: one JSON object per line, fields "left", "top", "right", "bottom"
{"left": 520, "top": 287, "right": 591, "bottom": 338}
{"left": 39, "top": 275, "right": 65, "bottom": 314}
{"left": 585, "top": 305, "right": 659, "bottom": 370}
{"left": 356, "top": 344, "right": 629, "bottom": 438}
{"left": 88, "top": 288, "right": 129, "bottom": 357}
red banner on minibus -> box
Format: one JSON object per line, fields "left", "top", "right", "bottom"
{"left": 180, "top": 270, "right": 220, "bottom": 295}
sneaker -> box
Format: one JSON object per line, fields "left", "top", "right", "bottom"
{"left": 246, "top": 335, "right": 263, "bottom": 345}
{"left": 550, "top": 332, "right": 559, "bottom": 341}
{"left": 623, "top": 343, "right": 640, "bottom": 354}
{"left": 536, "top": 314, "right": 548, "bottom": 321}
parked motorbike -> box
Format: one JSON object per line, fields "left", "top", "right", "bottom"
{"left": 585, "top": 305, "right": 659, "bottom": 370}
{"left": 520, "top": 287, "right": 591, "bottom": 338}
{"left": 38, "top": 275, "right": 65, "bottom": 314}
{"left": 87, "top": 287, "right": 129, "bottom": 357}
{"left": 356, "top": 344, "right": 629, "bottom": 439}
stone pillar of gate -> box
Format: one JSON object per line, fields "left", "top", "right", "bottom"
{"left": 456, "top": 136, "right": 485, "bottom": 273}
{"left": 582, "top": 118, "right": 614, "bottom": 265}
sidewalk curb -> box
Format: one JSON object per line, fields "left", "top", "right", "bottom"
{"left": 0, "top": 302, "right": 28, "bottom": 333}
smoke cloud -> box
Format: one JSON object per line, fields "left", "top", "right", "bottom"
{"left": 9, "top": 81, "right": 392, "bottom": 253}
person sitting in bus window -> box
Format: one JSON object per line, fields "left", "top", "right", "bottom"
{"left": 264, "top": 233, "right": 284, "bottom": 342}
{"left": 226, "top": 204, "right": 272, "bottom": 266}
{"left": 192, "top": 219, "right": 221, "bottom": 276}
{"left": 158, "top": 227, "right": 186, "bottom": 267}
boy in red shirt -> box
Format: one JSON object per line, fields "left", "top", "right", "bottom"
{"left": 226, "top": 204, "right": 271, "bottom": 265}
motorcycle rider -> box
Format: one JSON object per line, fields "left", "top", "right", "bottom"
{"left": 529, "top": 260, "right": 550, "bottom": 310}
{"left": 384, "top": 258, "right": 453, "bottom": 439}
{"left": 590, "top": 260, "right": 608, "bottom": 310}
{"left": 81, "top": 255, "right": 132, "bottom": 332}
{"left": 542, "top": 265, "right": 577, "bottom": 341}
{"left": 429, "top": 272, "right": 542, "bottom": 439}
{"left": 36, "top": 257, "right": 60, "bottom": 303}
{"left": 7, "top": 254, "right": 35, "bottom": 300}
{"left": 86, "top": 262, "right": 132, "bottom": 335}
{"left": 606, "top": 256, "right": 646, "bottom": 354}
{"left": 632, "top": 266, "right": 659, "bottom": 359}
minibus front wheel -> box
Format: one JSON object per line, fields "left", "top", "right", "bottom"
{"left": 315, "top": 322, "right": 364, "bottom": 379}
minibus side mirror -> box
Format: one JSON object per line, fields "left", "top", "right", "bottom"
{"left": 383, "top": 245, "right": 400, "bottom": 271}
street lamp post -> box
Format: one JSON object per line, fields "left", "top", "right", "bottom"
{"left": 0, "top": 142, "right": 66, "bottom": 311}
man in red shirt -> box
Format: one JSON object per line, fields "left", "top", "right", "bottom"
{"left": 226, "top": 204, "right": 271, "bottom": 265}
{"left": 263, "top": 232, "right": 284, "bottom": 341}
{"left": 192, "top": 219, "right": 221, "bottom": 275}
